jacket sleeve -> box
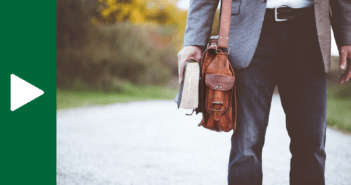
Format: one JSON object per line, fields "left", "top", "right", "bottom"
{"left": 330, "top": 0, "right": 351, "bottom": 47}
{"left": 183, "top": 0, "right": 220, "bottom": 48}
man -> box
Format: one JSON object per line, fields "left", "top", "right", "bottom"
{"left": 177, "top": 0, "right": 351, "bottom": 184}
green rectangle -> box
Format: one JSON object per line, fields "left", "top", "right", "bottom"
{"left": 0, "top": 1, "right": 56, "bottom": 184}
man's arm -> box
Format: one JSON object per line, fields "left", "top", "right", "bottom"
{"left": 183, "top": 0, "right": 220, "bottom": 47}
{"left": 178, "top": 0, "right": 220, "bottom": 83}
{"left": 330, "top": 0, "right": 351, "bottom": 84}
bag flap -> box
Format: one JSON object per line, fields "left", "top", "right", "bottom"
{"left": 205, "top": 74, "right": 234, "bottom": 91}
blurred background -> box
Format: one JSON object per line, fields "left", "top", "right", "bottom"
{"left": 56, "top": 0, "right": 221, "bottom": 109}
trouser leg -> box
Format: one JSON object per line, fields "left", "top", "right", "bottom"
{"left": 227, "top": 16, "right": 281, "bottom": 185}
{"left": 276, "top": 47, "right": 327, "bottom": 184}
{"left": 277, "top": 10, "right": 327, "bottom": 185}
{"left": 227, "top": 55, "right": 277, "bottom": 185}
{"left": 277, "top": 67, "right": 327, "bottom": 185}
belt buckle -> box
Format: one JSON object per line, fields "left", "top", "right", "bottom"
{"left": 275, "top": 6, "right": 288, "bottom": 22}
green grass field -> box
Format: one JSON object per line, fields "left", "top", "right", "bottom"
{"left": 327, "top": 85, "right": 351, "bottom": 132}
{"left": 57, "top": 84, "right": 178, "bottom": 110}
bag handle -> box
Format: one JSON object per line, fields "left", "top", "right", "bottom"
{"left": 218, "top": 0, "right": 233, "bottom": 49}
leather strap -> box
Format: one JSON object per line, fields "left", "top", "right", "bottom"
{"left": 218, "top": 0, "right": 233, "bottom": 49}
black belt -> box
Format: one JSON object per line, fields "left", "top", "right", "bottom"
{"left": 265, "top": 6, "right": 314, "bottom": 21}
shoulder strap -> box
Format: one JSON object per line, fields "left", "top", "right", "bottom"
{"left": 218, "top": 0, "right": 232, "bottom": 49}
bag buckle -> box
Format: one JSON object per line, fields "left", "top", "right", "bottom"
{"left": 212, "top": 102, "right": 223, "bottom": 111}
{"left": 275, "top": 6, "right": 288, "bottom": 22}
{"left": 207, "top": 42, "right": 230, "bottom": 54}
{"left": 215, "top": 46, "right": 230, "bottom": 54}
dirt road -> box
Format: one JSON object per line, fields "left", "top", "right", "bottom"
{"left": 57, "top": 94, "right": 351, "bottom": 185}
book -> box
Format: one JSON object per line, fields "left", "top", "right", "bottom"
{"left": 174, "top": 60, "right": 200, "bottom": 109}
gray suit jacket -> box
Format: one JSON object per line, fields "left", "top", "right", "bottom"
{"left": 183, "top": 0, "right": 351, "bottom": 72}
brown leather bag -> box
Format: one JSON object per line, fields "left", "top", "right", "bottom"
{"left": 197, "top": 0, "right": 237, "bottom": 132}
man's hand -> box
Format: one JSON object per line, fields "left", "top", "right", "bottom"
{"left": 177, "top": 46, "right": 203, "bottom": 83}
{"left": 339, "top": 45, "right": 351, "bottom": 84}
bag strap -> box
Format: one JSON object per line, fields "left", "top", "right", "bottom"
{"left": 218, "top": 0, "right": 233, "bottom": 49}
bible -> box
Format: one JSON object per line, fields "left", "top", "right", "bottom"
{"left": 174, "top": 59, "right": 200, "bottom": 110}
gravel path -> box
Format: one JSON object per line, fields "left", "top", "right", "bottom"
{"left": 57, "top": 94, "right": 351, "bottom": 185}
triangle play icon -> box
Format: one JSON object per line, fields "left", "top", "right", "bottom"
{"left": 11, "top": 74, "right": 44, "bottom": 111}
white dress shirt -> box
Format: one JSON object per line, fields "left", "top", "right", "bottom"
{"left": 266, "top": 0, "right": 314, "bottom": 8}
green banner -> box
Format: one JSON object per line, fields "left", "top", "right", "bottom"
{"left": 0, "top": 1, "right": 56, "bottom": 184}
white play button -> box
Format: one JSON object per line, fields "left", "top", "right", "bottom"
{"left": 11, "top": 74, "right": 44, "bottom": 111}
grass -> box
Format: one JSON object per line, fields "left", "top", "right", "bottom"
{"left": 325, "top": 56, "right": 351, "bottom": 133}
{"left": 327, "top": 85, "right": 351, "bottom": 132}
{"left": 57, "top": 83, "right": 178, "bottom": 110}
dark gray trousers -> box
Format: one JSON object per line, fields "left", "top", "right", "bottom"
{"left": 227, "top": 8, "right": 327, "bottom": 185}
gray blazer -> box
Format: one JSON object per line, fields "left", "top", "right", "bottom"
{"left": 183, "top": 0, "right": 351, "bottom": 72}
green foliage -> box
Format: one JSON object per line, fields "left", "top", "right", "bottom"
{"left": 326, "top": 59, "right": 351, "bottom": 132}
{"left": 335, "top": 85, "right": 351, "bottom": 99}
{"left": 57, "top": 0, "right": 178, "bottom": 90}
{"left": 316, "top": 55, "right": 351, "bottom": 132}
{"left": 57, "top": 0, "right": 98, "bottom": 49}
{"left": 94, "top": 0, "right": 190, "bottom": 52}
{"left": 327, "top": 92, "right": 351, "bottom": 132}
